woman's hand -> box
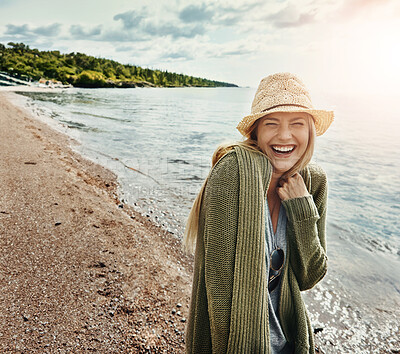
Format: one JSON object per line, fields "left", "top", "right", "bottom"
{"left": 277, "top": 173, "right": 310, "bottom": 201}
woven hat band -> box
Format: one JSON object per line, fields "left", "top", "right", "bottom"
{"left": 261, "top": 104, "right": 310, "bottom": 113}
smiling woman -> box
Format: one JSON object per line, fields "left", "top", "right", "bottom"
{"left": 184, "top": 72, "right": 334, "bottom": 353}
{"left": 255, "top": 112, "right": 312, "bottom": 179}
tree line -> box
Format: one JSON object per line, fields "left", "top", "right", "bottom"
{"left": 0, "top": 42, "right": 237, "bottom": 88}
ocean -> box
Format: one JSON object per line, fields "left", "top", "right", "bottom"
{"left": 11, "top": 87, "right": 400, "bottom": 351}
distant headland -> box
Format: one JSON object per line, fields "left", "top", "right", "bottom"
{"left": 0, "top": 42, "right": 238, "bottom": 89}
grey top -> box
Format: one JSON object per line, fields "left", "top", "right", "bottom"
{"left": 265, "top": 200, "right": 294, "bottom": 354}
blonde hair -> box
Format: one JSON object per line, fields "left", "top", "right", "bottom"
{"left": 183, "top": 115, "right": 316, "bottom": 253}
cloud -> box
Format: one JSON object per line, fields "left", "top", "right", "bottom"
{"left": 70, "top": 25, "right": 102, "bottom": 38}
{"left": 32, "top": 23, "right": 61, "bottom": 36}
{"left": 215, "top": 1, "right": 264, "bottom": 26}
{"left": 0, "top": 0, "right": 17, "bottom": 7}
{"left": 274, "top": 12, "right": 316, "bottom": 28}
{"left": 347, "top": 0, "right": 390, "bottom": 8}
{"left": 221, "top": 47, "right": 249, "bottom": 56}
{"left": 143, "top": 22, "right": 205, "bottom": 39}
{"left": 177, "top": 1, "right": 264, "bottom": 27}
{"left": 179, "top": 4, "right": 213, "bottom": 23}
{"left": 267, "top": 4, "right": 316, "bottom": 28}
{"left": 111, "top": 8, "right": 206, "bottom": 40}
{"left": 5, "top": 23, "right": 61, "bottom": 37}
{"left": 115, "top": 45, "right": 134, "bottom": 52}
{"left": 98, "top": 29, "right": 149, "bottom": 42}
{"left": 113, "top": 10, "right": 145, "bottom": 29}
{"left": 218, "top": 1, "right": 263, "bottom": 15}
{"left": 161, "top": 50, "right": 194, "bottom": 60}
{"left": 331, "top": 0, "right": 397, "bottom": 21}
{"left": 4, "top": 24, "right": 29, "bottom": 36}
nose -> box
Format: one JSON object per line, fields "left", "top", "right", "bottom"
{"left": 277, "top": 123, "right": 292, "bottom": 140}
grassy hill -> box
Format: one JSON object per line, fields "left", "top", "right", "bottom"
{"left": 0, "top": 42, "right": 237, "bottom": 88}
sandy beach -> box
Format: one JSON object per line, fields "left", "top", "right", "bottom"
{"left": 0, "top": 91, "right": 193, "bottom": 352}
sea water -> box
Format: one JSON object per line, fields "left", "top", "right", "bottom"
{"left": 13, "top": 87, "right": 400, "bottom": 350}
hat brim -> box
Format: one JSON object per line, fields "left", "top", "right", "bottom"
{"left": 236, "top": 106, "right": 334, "bottom": 137}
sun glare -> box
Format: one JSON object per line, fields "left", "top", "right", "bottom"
{"left": 325, "top": 20, "right": 400, "bottom": 95}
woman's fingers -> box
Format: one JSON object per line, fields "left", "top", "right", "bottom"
{"left": 277, "top": 173, "right": 310, "bottom": 201}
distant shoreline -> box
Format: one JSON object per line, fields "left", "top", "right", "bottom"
{"left": 0, "top": 84, "right": 240, "bottom": 93}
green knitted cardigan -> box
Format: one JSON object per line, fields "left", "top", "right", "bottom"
{"left": 186, "top": 145, "right": 328, "bottom": 354}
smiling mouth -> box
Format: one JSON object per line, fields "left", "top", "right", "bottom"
{"left": 271, "top": 145, "right": 296, "bottom": 155}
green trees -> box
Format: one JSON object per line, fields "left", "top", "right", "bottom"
{"left": 0, "top": 42, "right": 237, "bottom": 88}
{"left": 74, "top": 70, "right": 108, "bottom": 87}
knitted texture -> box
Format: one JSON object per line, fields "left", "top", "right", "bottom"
{"left": 186, "top": 146, "right": 328, "bottom": 354}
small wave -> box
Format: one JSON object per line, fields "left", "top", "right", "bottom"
{"left": 189, "top": 132, "right": 206, "bottom": 140}
{"left": 60, "top": 120, "right": 102, "bottom": 133}
{"left": 72, "top": 111, "right": 131, "bottom": 123}
{"left": 329, "top": 220, "right": 399, "bottom": 257}
{"left": 179, "top": 175, "right": 202, "bottom": 181}
{"left": 18, "top": 91, "right": 73, "bottom": 106}
{"left": 168, "top": 158, "right": 190, "bottom": 165}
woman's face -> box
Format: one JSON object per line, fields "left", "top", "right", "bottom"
{"left": 256, "top": 112, "right": 311, "bottom": 177}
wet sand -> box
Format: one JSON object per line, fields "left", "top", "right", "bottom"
{"left": 0, "top": 91, "right": 192, "bottom": 352}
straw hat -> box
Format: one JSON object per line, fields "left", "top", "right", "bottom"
{"left": 237, "top": 73, "right": 334, "bottom": 137}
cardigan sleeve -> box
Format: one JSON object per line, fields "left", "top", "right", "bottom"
{"left": 202, "top": 151, "right": 240, "bottom": 354}
{"left": 282, "top": 164, "right": 328, "bottom": 291}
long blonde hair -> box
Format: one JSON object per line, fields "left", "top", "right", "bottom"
{"left": 183, "top": 115, "right": 316, "bottom": 253}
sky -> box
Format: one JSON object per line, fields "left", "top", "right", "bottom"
{"left": 0, "top": 0, "right": 399, "bottom": 95}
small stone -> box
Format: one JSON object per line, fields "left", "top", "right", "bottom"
{"left": 177, "top": 303, "right": 182, "bottom": 308}
{"left": 55, "top": 222, "right": 62, "bottom": 226}
{"left": 171, "top": 308, "right": 176, "bottom": 315}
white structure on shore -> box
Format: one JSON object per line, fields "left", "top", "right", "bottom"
{"left": 0, "top": 72, "right": 72, "bottom": 88}
{"left": 0, "top": 72, "right": 32, "bottom": 86}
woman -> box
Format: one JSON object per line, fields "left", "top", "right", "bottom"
{"left": 184, "top": 73, "right": 334, "bottom": 353}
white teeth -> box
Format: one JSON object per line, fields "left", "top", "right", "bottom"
{"left": 272, "top": 146, "right": 294, "bottom": 153}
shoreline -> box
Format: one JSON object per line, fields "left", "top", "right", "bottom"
{"left": 1, "top": 90, "right": 399, "bottom": 353}
{"left": 0, "top": 85, "right": 72, "bottom": 93}
{"left": 0, "top": 84, "right": 241, "bottom": 93}
{"left": 0, "top": 91, "right": 193, "bottom": 352}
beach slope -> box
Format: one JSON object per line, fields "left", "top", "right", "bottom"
{"left": 0, "top": 92, "right": 192, "bottom": 352}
